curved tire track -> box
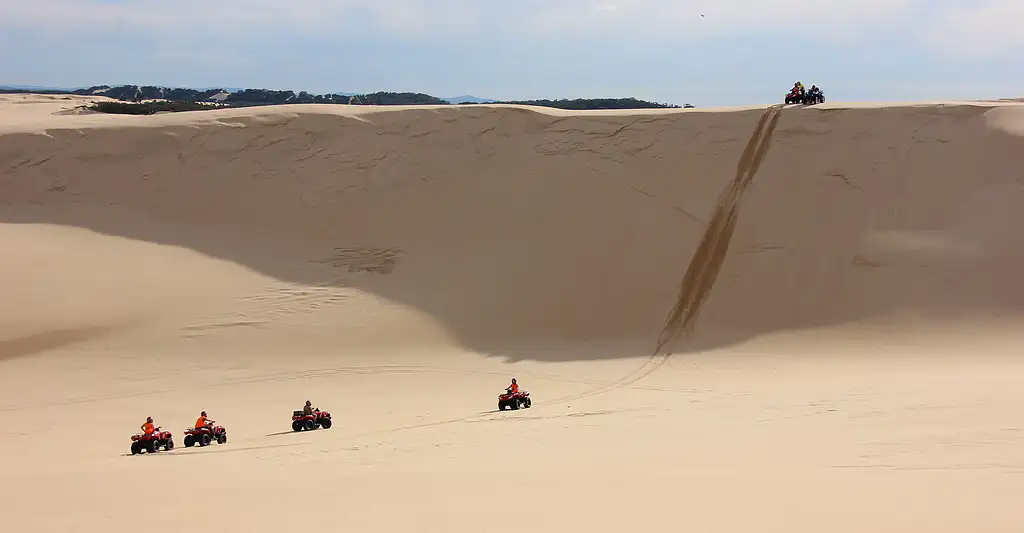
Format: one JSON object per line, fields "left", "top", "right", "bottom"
{"left": 178, "top": 104, "right": 787, "bottom": 456}
{"left": 543, "top": 104, "right": 786, "bottom": 406}
{"left": 35, "top": 106, "right": 789, "bottom": 457}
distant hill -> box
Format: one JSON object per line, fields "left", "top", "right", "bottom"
{"left": 474, "top": 97, "right": 688, "bottom": 110}
{"left": 1, "top": 84, "right": 246, "bottom": 93}
{"left": 443, "top": 95, "right": 497, "bottom": 104}
{"left": 42, "top": 85, "right": 449, "bottom": 106}
{"left": 0, "top": 83, "right": 689, "bottom": 113}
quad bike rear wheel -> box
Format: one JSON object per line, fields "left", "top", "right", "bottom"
{"left": 184, "top": 435, "right": 195, "bottom": 447}
{"left": 147, "top": 440, "right": 158, "bottom": 453}
{"left": 292, "top": 421, "right": 302, "bottom": 432}
{"left": 131, "top": 442, "right": 142, "bottom": 455}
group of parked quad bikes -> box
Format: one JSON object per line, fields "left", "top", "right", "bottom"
{"left": 784, "top": 81, "right": 825, "bottom": 105}
{"left": 129, "top": 380, "right": 531, "bottom": 455}
{"left": 129, "top": 401, "right": 333, "bottom": 455}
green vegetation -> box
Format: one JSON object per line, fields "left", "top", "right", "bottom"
{"left": 0, "top": 84, "right": 693, "bottom": 114}
{"left": 482, "top": 97, "right": 685, "bottom": 110}
{"left": 348, "top": 92, "right": 449, "bottom": 105}
{"left": 88, "top": 101, "right": 221, "bottom": 115}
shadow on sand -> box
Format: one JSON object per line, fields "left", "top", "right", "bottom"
{"left": 3, "top": 105, "right": 1022, "bottom": 361}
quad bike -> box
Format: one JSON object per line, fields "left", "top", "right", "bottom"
{"left": 291, "top": 409, "right": 332, "bottom": 431}
{"left": 183, "top": 424, "right": 228, "bottom": 447}
{"left": 498, "top": 389, "right": 532, "bottom": 410}
{"left": 130, "top": 427, "right": 174, "bottom": 455}
{"left": 804, "top": 90, "right": 824, "bottom": 104}
{"left": 784, "top": 91, "right": 804, "bottom": 104}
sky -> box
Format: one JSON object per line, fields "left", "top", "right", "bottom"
{"left": 1, "top": 0, "right": 1021, "bottom": 107}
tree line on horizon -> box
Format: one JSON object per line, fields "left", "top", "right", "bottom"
{"left": 0, "top": 84, "right": 692, "bottom": 114}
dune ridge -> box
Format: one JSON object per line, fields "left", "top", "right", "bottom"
{"left": 3, "top": 99, "right": 1024, "bottom": 358}
{"left": 2, "top": 95, "right": 1024, "bottom": 532}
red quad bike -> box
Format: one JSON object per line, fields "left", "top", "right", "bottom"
{"left": 291, "top": 409, "right": 332, "bottom": 432}
{"left": 498, "top": 389, "right": 532, "bottom": 411}
{"left": 183, "top": 425, "right": 228, "bottom": 447}
{"left": 130, "top": 427, "right": 174, "bottom": 455}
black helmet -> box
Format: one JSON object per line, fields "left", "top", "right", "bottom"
{"left": 146, "top": 416, "right": 153, "bottom": 422}
{"left": 201, "top": 411, "right": 207, "bottom": 417}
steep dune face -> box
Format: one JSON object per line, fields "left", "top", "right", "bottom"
{"left": 2, "top": 103, "right": 1024, "bottom": 358}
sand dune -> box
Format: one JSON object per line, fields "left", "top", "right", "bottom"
{"left": 1, "top": 95, "right": 1024, "bottom": 532}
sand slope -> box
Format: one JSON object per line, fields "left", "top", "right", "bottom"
{"left": 2, "top": 95, "right": 1024, "bottom": 532}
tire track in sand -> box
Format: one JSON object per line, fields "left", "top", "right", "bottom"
{"left": 654, "top": 104, "right": 784, "bottom": 353}
{"left": 100, "top": 106, "right": 789, "bottom": 462}
{"left": 166, "top": 106, "right": 785, "bottom": 431}
{"left": 136, "top": 105, "right": 789, "bottom": 459}
{"left": 544, "top": 104, "right": 786, "bottom": 405}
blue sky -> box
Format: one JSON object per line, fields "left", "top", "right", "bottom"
{"left": 1, "top": 0, "right": 1021, "bottom": 106}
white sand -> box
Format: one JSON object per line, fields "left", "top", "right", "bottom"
{"left": 2, "top": 93, "right": 1024, "bottom": 532}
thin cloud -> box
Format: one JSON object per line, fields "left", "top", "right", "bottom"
{"left": 1, "top": 0, "right": 360, "bottom": 31}
{"left": 923, "top": 0, "right": 1024, "bottom": 57}
{"left": 1, "top": 0, "right": 1021, "bottom": 57}
{"left": 528, "top": 0, "right": 919, "bottom": 33}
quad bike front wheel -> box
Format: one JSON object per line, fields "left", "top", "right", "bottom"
{"left": 303, "top": 419, "right": 316, "bottom": 431}
{"left": 217, "top": 434, "right": 227, "bottom": 444}
{"left": 200, "top": 434, "right": 212, "bottom": 446}
{"left": 165, "top": 439, "right": 174, "bottom": 451}
{"left": 320, "top": 419, "right": 332, "bottom": 429}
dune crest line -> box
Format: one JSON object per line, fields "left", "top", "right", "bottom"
{"left": 654, "top": 104, "right": 784, "bottom": 354}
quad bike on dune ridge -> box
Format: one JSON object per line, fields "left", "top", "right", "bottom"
{"left": 784, "top": 89, "right": 804, "bottom": 104}
{"left": 291, "top": 409, "right": 332, "bottom": 432}
{"left": 130, "top": 427, "right": 174, "bottom": 455}
{"left": 784, "top": 87, "right": 825, "bottom": 105}
{"left": 183, "top": 424, "right": 228, "bottom": 447}
{"left": 498, "top": 389, "right": 531, "bottom": 411}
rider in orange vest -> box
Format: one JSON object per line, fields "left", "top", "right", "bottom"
{"left": 507, "top": 378, "right": 519, "bottom": 393}
{"left": 141, "top": 417, "right": 155, "bottom": 435}
{"left": 194, "top": 411, "right": 214, "bottom": 432}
